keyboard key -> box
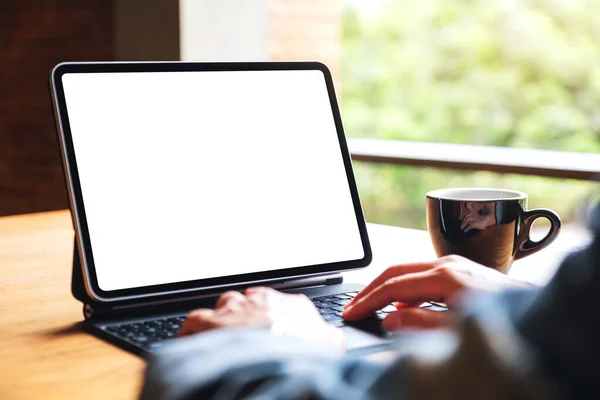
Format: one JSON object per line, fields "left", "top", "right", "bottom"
{"left": 333, "top": 295, "right": 352, "bottom": 300}
{"left": 330, "top": 305, "right": 346, "bottom": 313}
{"left": 133, "top": 335, "right": 149, "bottom": 343}
{"left": 417, "top": 302, "right": 448, "bottom": 311}
{"left": 315, "top": 296, "right": 338, "bottom": 302}
{"left": 332, "top": 299, "right": 352, "bottom": 306}
{"left": 314, "top": 301, "right": 336, "bottom": 308}
{"left": 318, "top": 308, "right": 336, "bottom": 315}
{"left": 429, "top": 302, "right": 448, "bottom": 308}
{"left": 106, "top": 326, "right": 124, "bottom": 334}
{"left": 428, "top": 305, "right": 448, "bottom": 312}
{"left": 380, "top": 305, "right": 397, "bottom": 313}
{"left": 148, "top": 342, "right": 165, "bottom": 350}
{"left": 322, "top": 314, "right": 342, "bottom": 322}
{"left": 116, "top": 326, "right": 138, "bottom": 336}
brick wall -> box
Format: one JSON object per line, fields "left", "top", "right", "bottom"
{"left": 0, "top": 0, "right": 114, "bottom": 217}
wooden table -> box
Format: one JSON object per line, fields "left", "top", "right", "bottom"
{"left": 0, "top": 210, "right": 588, "bottom": 399}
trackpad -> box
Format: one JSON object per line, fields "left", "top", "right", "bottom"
{"left": 342, "top": 326, "right": 392, "bottom": 351}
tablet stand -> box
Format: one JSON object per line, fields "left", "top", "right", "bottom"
{"left": 71, "top": 239, "right": 110, "bottom": 319}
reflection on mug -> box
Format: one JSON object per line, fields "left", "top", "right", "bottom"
{"left": 459, "top": 202, "right": 497, "bottom": 233}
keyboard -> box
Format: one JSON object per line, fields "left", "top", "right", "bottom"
{"left": 102, "top": 291, "right": 447, "bottom": 351}
{"left": 308, "top": 291, "right": 446, "bottom": 326}
{"left": 310, "top": 291, "right": 389, "bottom": 327}
{"left": 104, "top": 316, "right": 186, "bottom": 351}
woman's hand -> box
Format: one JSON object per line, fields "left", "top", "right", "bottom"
{"left": 343, "top": 255, "right": 534, "bottom": 330}
{"left": 179, "top": 287, "right": 345, "bottom": 349}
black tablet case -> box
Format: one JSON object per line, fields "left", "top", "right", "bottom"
{"left": 70, "top": 238, "right": 343, "bottom": 321}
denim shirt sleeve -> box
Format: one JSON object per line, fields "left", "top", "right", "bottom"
{"left": 515, "top": 204, "right": 600, "bottom": 398}
{"left": 140, "top": 327, "right": 402, "bottom": 400}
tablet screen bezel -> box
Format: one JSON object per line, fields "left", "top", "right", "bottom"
{"left": 50, "top": 61, "right": 372, "bottom": 302}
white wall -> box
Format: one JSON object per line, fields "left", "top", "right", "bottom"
{"left": 179, "top": 0, "right": 269, "bottom": 61}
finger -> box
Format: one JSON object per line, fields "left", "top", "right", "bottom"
{"left": 460, "top": 216, "right": 468, "bottom": 230}
{"left": 215, "top": 290, "right": 246, "bottom": 309}
{"left": 348, "top": 262, "right": 437, "bottom": 306}
{"left": 178, "top": 309, "right": 215, "bottom": 337}
{"left": 394, "top": 301, "right": 421, "bottom": 309}
{"left": 382, "top": 308, "right": 453, "bottom": 331}
{"left": 245, "top": 286, "right": 279, "bottom": 305}
{"left": 463, "top": 222, "right": 473, "bottom": 233}
{"left": 244, "top": 286, "right": 274, "bottom": 297}
{"left": 344, "top": 271, "right": 455, "bottom": 320}
{"left": 460, "top": 215, "right": 475, "bottom": 230}
{"left": 244, "top": 287, "right": 262, "bottom": 295}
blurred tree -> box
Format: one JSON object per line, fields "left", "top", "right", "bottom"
{"left": 342, "top": 0, "right": 600, "bottom": 228}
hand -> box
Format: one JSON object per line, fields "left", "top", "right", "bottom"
{"left": 179, "top": 287, "right": 345, "bottom": 349}
{"left": 343, "top": 255, "right": 535, "bottom": 330}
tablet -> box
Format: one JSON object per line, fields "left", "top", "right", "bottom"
{"left": 49, "top": 61, "right": 371, "bottom": 302}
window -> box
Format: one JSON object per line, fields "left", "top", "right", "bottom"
{"left": 341, "top": 0, "right": 600, "bottom": 229}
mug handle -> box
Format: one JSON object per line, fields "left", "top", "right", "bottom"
{"left": 514, "top": 208, "right": 562, "bottom": 261}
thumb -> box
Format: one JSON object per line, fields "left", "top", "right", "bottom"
{"left": 382, "top": 308, "right": 453, "bottom": 331}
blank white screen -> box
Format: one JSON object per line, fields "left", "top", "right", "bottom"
{"left": 62, "top": 69, "right": 364, "bottom": 292}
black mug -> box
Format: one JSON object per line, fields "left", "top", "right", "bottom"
{"left": 426, "top": 188, "right": 561, "bottom": 273}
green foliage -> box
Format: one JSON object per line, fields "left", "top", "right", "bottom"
{"left": 355, "top": 164, "right": 594, "bottom": 230}
{"left": 342, "top": 0, "right": 600, "bottom": 228}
